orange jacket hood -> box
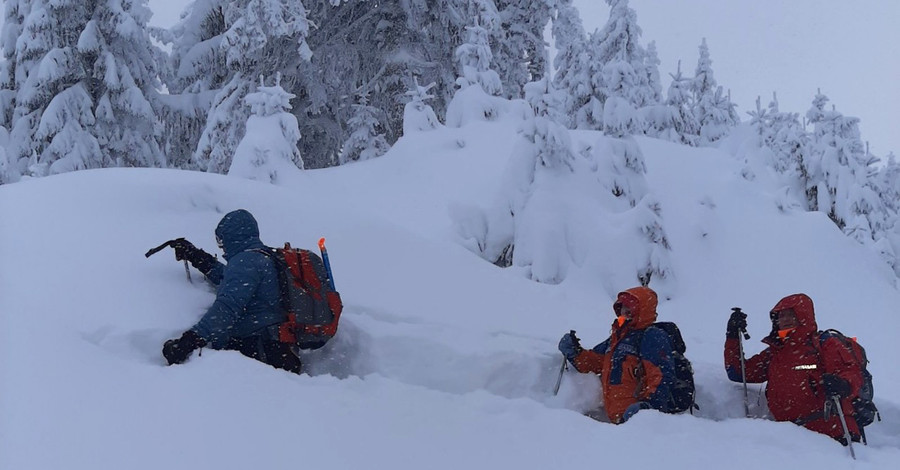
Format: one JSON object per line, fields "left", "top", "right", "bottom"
{"left": 613, "top": 286, "right": 658, "bottom": 330}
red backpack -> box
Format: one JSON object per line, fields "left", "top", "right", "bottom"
{"left": 258, "top": 243, "right": 343, "bottom": 350}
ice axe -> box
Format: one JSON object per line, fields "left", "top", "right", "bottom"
{"left": 145, "top": 238, "right": 192, "bottom": 283}
{"left": 553, "top": 330, "right": 578, "bottom": 396}
{"left": 825, "top": 395, "right": 856, "bottom": 459}
{"left": 732, "top": 307, "right": 751, "bottom": 417}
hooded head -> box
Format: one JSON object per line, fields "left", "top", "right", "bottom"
{"left": 612, "top": 286, "right": 658, "bottom": 330}
{"left": 214, "top": 209, "right": 261, "bottom": 260}
{"left": 769, "top": 293, "right": 817, "bottom": 337}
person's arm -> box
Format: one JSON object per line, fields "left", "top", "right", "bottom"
{"left": 725, "top": 337, "right": 771, "bottom": 383}
{"left": 572, "top": 339, "right": 609, "bottom": 375}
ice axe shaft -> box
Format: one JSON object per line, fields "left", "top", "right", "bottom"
{"left": 553, "top": 354, "right": 568, "bottom": 396}
{"left": 553, "top": 330, "right": 576, "bottom": 396}
{"left": 828, "top": 396, "right": 857, "bottom": 459}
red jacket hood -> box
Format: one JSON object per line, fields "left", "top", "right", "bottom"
{"left": 771, "top": 293, "right": 818, "bottom": 334}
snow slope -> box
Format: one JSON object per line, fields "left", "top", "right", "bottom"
{"left": 2, "top": 118, "right": 899, "bottom": 468}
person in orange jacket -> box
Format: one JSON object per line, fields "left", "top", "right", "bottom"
{"left": 558, "top": 286, "right": 676, "bottom": 423}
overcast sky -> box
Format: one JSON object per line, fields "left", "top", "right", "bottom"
{"left": 573, "top": 0, "right": 900, "bottom": 158}
{"left": 146, "top": 0, "right": 899, "bottom": 157}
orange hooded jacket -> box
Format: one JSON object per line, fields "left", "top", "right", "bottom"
{"left": 570, "top": 287, "right": 676, "bottom": 423}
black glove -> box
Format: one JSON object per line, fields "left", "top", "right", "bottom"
{"left": 558, "top": 331, "right": 584, "bottom": 360}
{"left": 162, "top": 330, "right": 207, "bottom": 365}
{"left": 822, "top": 373, "right": 851, "bottom": 399}
{"left": 171, "top": 238, "right": 216, "bottom": 275}
{"left": 726, "top": 308, "right": 748, "bottom": 339}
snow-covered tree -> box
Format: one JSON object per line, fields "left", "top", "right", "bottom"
{"left": 749, "top": 93, "right": 807, "bottom": 178}
{"left": 454, "top": 15, "right": 502, "bottom": 95}
{"left": 660, "top": 60, "right": 698, "bottom": 145}
{"left": 521, "top": 77, "right": 574, "bottom": 170}
{"left": 550, "top": 0, "right": 590, "bottom": 128}
{"left": 634, "top": 195, "right": 673, "bottom": 286}
{"left": 0, "top": 0, "right": 31, "bottom": 133}
{"left": 161, "top": 0, "right": 230, "bottom": 169}
{"left": 0, "top": 125, "right": 10, "bottom": 184}
{"left": 228, "top": 75, "right": 303, "bottom": 183}
{"left": 339, "top": 93, "right": 390, "bottom": 164}
{"left": 403, "top": 79, "right": 443, "bottom": 134}
{"left": 805, "top": 91, "right": 884, "bottom": 244}
{"left": 643, "top": 40, "right": 663, "bottom": 104}
{"left": 691, "top": 38, "right": 737, "bottom": 146}
{"left": 446, "top": 4, "right": 505, "bottom": 127}
{"left": 592, "top": 135, "right": 647, "bottom": 208}
{"left": 193, "top": 0, "right": 312, "bottom": 173}
{"left": 3, "top": 0, "right": 164, "bottom": 178}
{"left": 697, "top": 86, "right": 738, "bottom": 146}
{"left": 492, "top": 0, "right": 553, "bottom": 99}
{"left": 577, "top": 0, "right": 658, "bottom": 132}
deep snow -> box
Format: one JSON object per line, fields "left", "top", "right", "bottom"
{"left": 1, "top": 113, "right": 899, "bottom": 468}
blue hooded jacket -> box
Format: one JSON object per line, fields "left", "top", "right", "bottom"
{"left": 190, "top": 210, "right": 283, "bottom": 348}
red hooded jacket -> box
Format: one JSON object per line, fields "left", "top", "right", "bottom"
{"left": 725, "top": 294, "right": 863, "bottom": 441}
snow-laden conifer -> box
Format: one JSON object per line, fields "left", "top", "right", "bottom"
{"left": 691, "top": 38, "right": 737, "bottom": 146}
{"left": 492, "top": 0, "right": 553, "bottom": 99}
{"left": 3, "top": 0, "right": 164, "bottom": 178}
{"left": 340, "top": 93, "right": 390, "bottom": 164}
{"left": 229, "top": 75, "right": 303, "bottom": 183}
{"left": 403, "top": 80, "right": 443, "bottom": 135}
{"left": 550, "top": 0, "right": 589, "bottom": 128}
{"left": 193, "top": 0, "right": 312, "bottom": 173}
{"left": 446, "top": 3, "right": 505, "bottom": 127}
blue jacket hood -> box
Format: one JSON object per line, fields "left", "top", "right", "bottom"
{"left": 215, "top": 209, "right": 263, "bottom": 260}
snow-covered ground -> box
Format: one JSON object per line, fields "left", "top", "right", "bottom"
{"left": 2, "top": 115, "right": 899, "bottom": 468}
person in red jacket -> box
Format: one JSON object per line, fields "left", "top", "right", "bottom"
{"left": 725, "top": 293, "right": 863, "bottom": 444}
{"left": 558, "top": 286, "right": 676, "bottom": 424}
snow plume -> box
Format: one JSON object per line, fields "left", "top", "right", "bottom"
{"left": 228, "top": 76, "right": 304, "bottom": 184}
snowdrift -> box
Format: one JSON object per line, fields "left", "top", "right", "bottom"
{"left": 2, "top": 117, "right": 899, "bottom": 468}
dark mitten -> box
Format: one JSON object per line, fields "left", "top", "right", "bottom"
{"left": 162, "top": 330, "right": 207, "bottom": 365}
{"left": 822, "top": 373, "right": 851, "bottom": 398}
{"left": 171, "top": 239, "right": 216, "bottom": 275}
{"left": 726, "top": 309, "right": 748, "bottom": 339}
{"left": 558, "top": 331, "right": 584, "bottom": 361}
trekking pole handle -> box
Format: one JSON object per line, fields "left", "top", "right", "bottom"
{"left": 731, "top": 307, "right": 750, "bottom": 340}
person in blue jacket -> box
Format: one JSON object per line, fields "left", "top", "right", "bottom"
{"left": 161, "top": 209, "right": 301, "bottom": 374}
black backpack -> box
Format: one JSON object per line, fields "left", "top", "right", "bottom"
{"left": 638, "top": 322, "right": 697, "bottom": 414}
{"left": 817, "top": 329, "right": 880, "bottom": 429}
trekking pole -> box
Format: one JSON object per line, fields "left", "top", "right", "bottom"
{"left": 318, "top": 237, "right": 336, "bottom": 290}
{"left": 828, "top": 395, "right": 857, "bottom": 459}
{"left": 553, "top": 330, "right": 577, "bottom": 396}
{"left": 732, "top": 307, "right": 751, "bottom": 417}
{"left": 145, "top": 238, "right": 192, "bottom": 283}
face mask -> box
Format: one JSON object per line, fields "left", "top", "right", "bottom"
{"left": 777, "top": 328, "right": 796, "bottom": 339}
